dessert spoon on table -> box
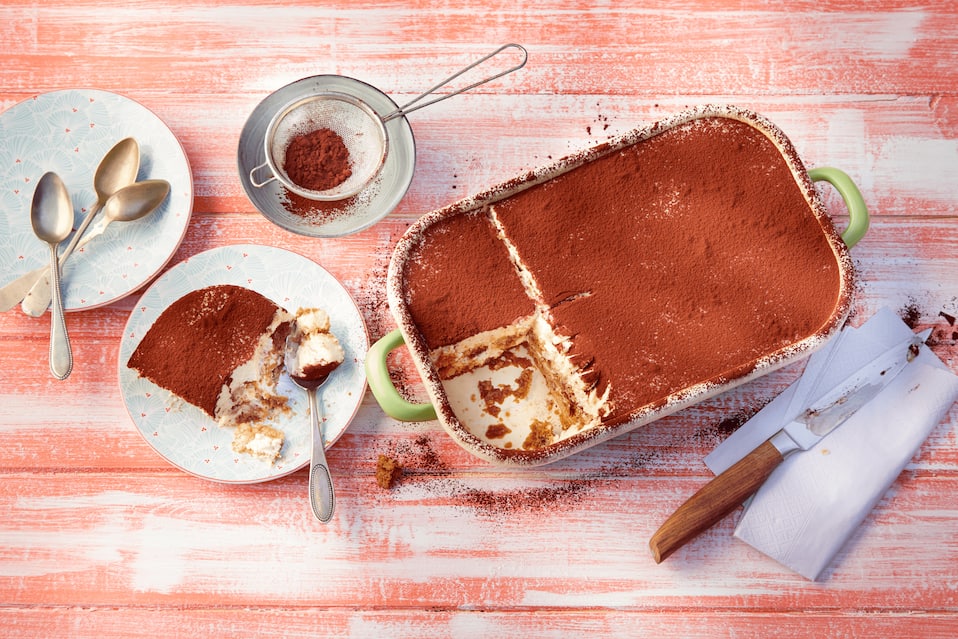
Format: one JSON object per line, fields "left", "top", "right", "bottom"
{"left": 0, "top": 138, "right": 139, "bottom": 313}
{"left": 30, "top": 173, "right": 74, "bottom": 380}
{"left": 285, "top": 335, "right": 340, "bottom": 523}
{"left": 21, "top": 179, "right": 170, "bottom": 316}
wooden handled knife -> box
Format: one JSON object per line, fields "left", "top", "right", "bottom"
{"left": 649, "top": 329, "right": 930, "bottom": 564}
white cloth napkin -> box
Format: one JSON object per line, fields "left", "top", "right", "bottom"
{"left": 705, "top": 307, "right": 958, "bottom": 580}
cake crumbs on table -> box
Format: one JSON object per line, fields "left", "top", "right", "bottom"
{"left": 375, "top": 454, "right": 403, "bottom": 489}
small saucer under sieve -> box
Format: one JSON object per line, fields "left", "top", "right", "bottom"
{"left": 254, "top": 93, "right": 389, "bottom": 201}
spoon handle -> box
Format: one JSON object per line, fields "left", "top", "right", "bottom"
{"left": 0, "top": 265, "right": 47, "bottom": 312}
{"left": 307, "top": 389, "right": 335, "bottom": 523}
{"left": 0, "top": 201, "right": 104, "bottom": 313}
{"left": 21, "top": 208, "right": 108, "bottom": 317}
{"left": 59, "top": 201, "right": 104, "bottom": 269}
{"left": 47, "top": 245, "right": 73, "bottom": 380}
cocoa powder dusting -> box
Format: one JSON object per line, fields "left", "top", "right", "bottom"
{"left": 900, "top": 299, "right": 922, "bottom": 329}
{"left": 703, "top": 403, "right": 769, "bottom": 443}
{"left": 379, "top": 433, "right": 604, "bottom": 516}
{"left": 283, "top": 127, "right": 352, "bottom": 192}
{"left": 412, "top": 434, "right": 447, "bottom": 472}
{"left": 356, "top": 249, "right": 433, "bottom": 405}
{"left": 941, "top": 310, "right": 958, "bottom": 342}
{"left": 281, "top": 189, "right": 354, "bottom": 224}
{"left": 403, "top": 209, "right": 534, "bottom": 348}
{"left": 127, "top": 285, "right": 284, "bottom": 417}
{"left": 459, "top": 482, "right": 588, "bottom": 515}
{"left": 491, "top": 116, "right": 847, "bottom": 425}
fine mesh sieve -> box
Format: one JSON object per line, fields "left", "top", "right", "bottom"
{"left": 251, "top": 93, "right": 388, "bottom": 201}
{"left": 249, "top": 44, "right": 528, "bottom": 202}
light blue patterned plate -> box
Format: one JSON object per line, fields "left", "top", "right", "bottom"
{"left": 0, "top": 89, "right": 193, "bottom": 311}
{"left": 117, "top": 244, "right": 369, "bottom": 484}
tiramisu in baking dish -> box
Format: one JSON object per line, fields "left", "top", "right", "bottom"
{"left": 371, "top": 105, "right": 865, "bottom": 465}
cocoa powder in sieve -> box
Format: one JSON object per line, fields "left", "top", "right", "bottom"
{"left": 283, "top": 127, "right": 352, "bottom": 192}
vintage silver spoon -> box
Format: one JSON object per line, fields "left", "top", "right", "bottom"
{"left": 22, "top": 179, "right": 170, "bottom": 316}
{"left": 285, "top": 334, "right": 341, "bottom": 523}
{"left": 30, "top": 172, "right": 74, "bottom": 380}
{"left": 0, "top": 138, "right": 139, "bottom": 313}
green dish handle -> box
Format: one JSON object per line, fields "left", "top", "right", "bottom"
{"left": 808, "top": 167, "right": 869, "bottom": 248}
{"left": 365, "top": 329, "right": 438, "bottom": 422}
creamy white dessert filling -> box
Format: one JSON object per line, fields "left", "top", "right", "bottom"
{"left": 295, "top": 306, "right": 331, "bottom": 333}
{"left": 430, "top": 316, "right": 534, "bottom": 379}
{"left": 488, "top": 203, "right": 546, "bottom": 304}
{"left": 214, "top": 309, "right": 290, "bottom": 427}
{"left": 232, "top": 423, "right": 284, "bottom": 463}
{"left": 287, "top": 307, "right": 345, "bottom": 378}
{"left": 527, "top": 309, "right": 611, "bottom": 428}
{"left": 430, "top": 309, "right": 611, "bottom": 444}
{"left": 440, "top": 342, "right": 567, "bottom": 450}
{"left": 427, "top": 204, "right": 613, "bottom": 445}
{"left": 213, "top": 308, "right": 292, "bottom": 463}
{"left": 289, "top": 332, "right": 344, "bottom": 377}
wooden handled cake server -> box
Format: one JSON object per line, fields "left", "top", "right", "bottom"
{"left": 649, "top": 329, "right": 929, "bottom": 564}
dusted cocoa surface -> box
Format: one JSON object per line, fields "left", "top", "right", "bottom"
{"left": 401, "top": 114, "right": 846, "bottom": 432}
{"left": 402, "top": 209, "right": 534, "bottom": 349}
{"left": 127, "top": 284, "right": 285, "bottom": 417}
{"left": 493, "top": 117, "right": 844, "bottom": 425}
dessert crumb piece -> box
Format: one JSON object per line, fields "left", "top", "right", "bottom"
{"left": 485, "top": 423, "right": 512, "bottom": 439}
{"left": 522, "top": 419, "right": 555, "bottom": 450}
{"left": 231, "top": 422, "right": 284, "bottom": 464}
{"left": 376, "top": 454, "right": 402, "bottom": 489}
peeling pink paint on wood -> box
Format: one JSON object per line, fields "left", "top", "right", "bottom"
{"left": 1, "top": 1, "right": 957, "bottom": 637}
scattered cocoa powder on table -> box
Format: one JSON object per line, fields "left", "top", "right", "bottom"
{"left": 281, "top": 188, "right": 355, "bottom": 224}
{"left": 900, "top": 299, "right": 923, "bottom": 329}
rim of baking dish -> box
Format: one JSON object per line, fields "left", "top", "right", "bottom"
{"left": 386, "top": 104, "right": 856, "bottom": 466}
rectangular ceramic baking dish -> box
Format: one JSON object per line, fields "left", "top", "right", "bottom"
{"left": 366, "top": 105, "right": 867, "bottom": 466}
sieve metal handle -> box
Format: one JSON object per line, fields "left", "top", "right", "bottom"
{"left": 249, "top": 161, "right": 277, "bottom": 188}
{"left": 382, "top": 43, "right": 528, "bottom": 123}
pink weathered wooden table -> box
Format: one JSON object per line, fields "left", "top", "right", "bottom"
{"left": 1, "top": 2, "right": 956, "bottom": 637}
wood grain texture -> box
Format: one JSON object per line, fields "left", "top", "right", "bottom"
{"left": 649, "top": 440, "right": 785, "bottom": 563}
{"left": 1, "top": 1, "right": 957, "bottom": 637}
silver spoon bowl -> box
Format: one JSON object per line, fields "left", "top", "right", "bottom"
{"left": 22, "top": 179, "right": 170, "bottom": 316}
{"left": 59, "top": 138, "right": 140, "bottom": 271}
{"left": 0, "top": 139, "right": 139, "bottom": 313}
{"left": 30, "top": 172, "right": 74, "bottom": 380}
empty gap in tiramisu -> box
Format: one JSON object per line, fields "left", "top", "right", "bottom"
{"left": 486, "top": 204, "right": 544, "bottom": 307}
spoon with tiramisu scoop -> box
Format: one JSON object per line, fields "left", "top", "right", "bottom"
{"left": 284, "top": 312, "right": 345, "bottom": 523}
